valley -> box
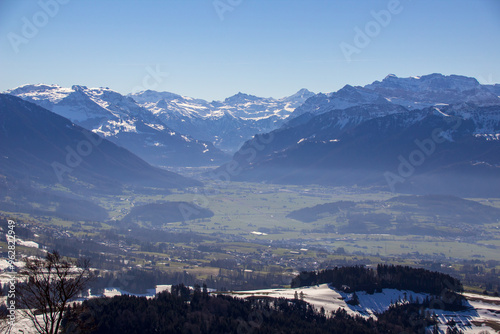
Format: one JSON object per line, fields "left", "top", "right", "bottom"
{"left": 2, "top": 175, "right": 500, "bottom": 294}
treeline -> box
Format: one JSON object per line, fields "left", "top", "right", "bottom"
{"left": 62, "top": 284, "right": 437, "bottom": 334}
{"left": 291, "top": 265, "right": 465, "bottom": 309}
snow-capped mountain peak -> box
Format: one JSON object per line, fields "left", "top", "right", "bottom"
{"left": 290, "top": 85, "right": 390, "bottom": 119}
{"left": 129, "top": 90, "right": 184, "bottom": 104}
{"left": 5, "top": 84, "right": 149, "bottom": 121}
{"left": 280, "top": 88, "right": 315, "bottom": 103}
{"left": 224, "top": 92, "right": 264, "bottom": 104}
{"left": 7, "top": 74, "right": 499, "bottom": 157}
{"left": 372, "top": 73, "right": 482, "bottom": 92}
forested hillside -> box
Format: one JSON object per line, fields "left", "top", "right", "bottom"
{"left": 62, "top": 284, "right": 437, "bottom": 334}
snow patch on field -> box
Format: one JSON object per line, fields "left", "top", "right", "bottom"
{"left": 225, "top": 285, "right": 500, "bottom": 333}
{"left": 102, "top": 287, "right": 157, "bottom": 298}
{"left": 338, "top": 288, "right": 430, "bottom": 317}
{"left": 227, "top": 284, "right": 429, "bottom": 317}
{"left": 17, "top": 239, "right": 39, "bottom": 248}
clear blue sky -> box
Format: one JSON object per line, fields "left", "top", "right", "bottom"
{"left": 1, "top": 0, "right": 499, "bottom": 101}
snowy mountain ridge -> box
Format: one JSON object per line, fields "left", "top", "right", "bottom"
{"left": 5, "top": 84, "right": 227, "bottom": 166}
{"left": 364, "top": 73, "right": 500, "bottom": 110}
{"left": 128, "top": 88, "right": 315, "bottom": 151}
{"left": 6, "top": 74, "right": 500, "bottom": 155}
{"left": 7, "top": 84, "right": 157, "bottom": 124}
{"left": 129, "top": 88, "right": 315, "bottom": 121}
{"left": 6, "top": 84, "right": 315, "bottom": 153}
{"left": 291, "top": 73, "right": 500, "bottom": 120}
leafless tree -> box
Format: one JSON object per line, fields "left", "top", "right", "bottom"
{"left": 17, "top": 251, "right": 93, "bottom": 334}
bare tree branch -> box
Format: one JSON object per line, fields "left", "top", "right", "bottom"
{"left": 16, "top": 251, "right": 94, "bottom": 334}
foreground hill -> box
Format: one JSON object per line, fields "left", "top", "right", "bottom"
{"left": 60, "top": 284, "right": 436, "bottom": 333}
{"left": 7, "top": 282, "right": 498, "bottom": 334}
{"left": 226, "top": 284, "right": 500, "bottom": 333}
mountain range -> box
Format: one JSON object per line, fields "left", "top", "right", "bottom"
{"left": 5, "top": 85, "right": 315, "bottom": 165}
{"left": 129, "top": 88, "right": 315, "bottom": 152}
{"left": 291, "top": 73, "right": 500, "bottom": 120}
{"left": 220, "top": 74, "right": 500, "bottom": 197}
{"left": 4, "top": 73, "right": 500, "bottom": 196}
{"left": 5, "top": 84, "right": 228, "bottom": 167}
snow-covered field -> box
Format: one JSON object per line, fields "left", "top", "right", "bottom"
{"left": 225, "top": 284, "right": 431, "bottom": 317}
{"left": 1, "top": 312, "right": 42, "bottom": 334}
{"left": 225, "top": 284, "right": 500, "bottom": 333}
{"left": 2, "top": 283, "right": 499, "bottom": 333}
